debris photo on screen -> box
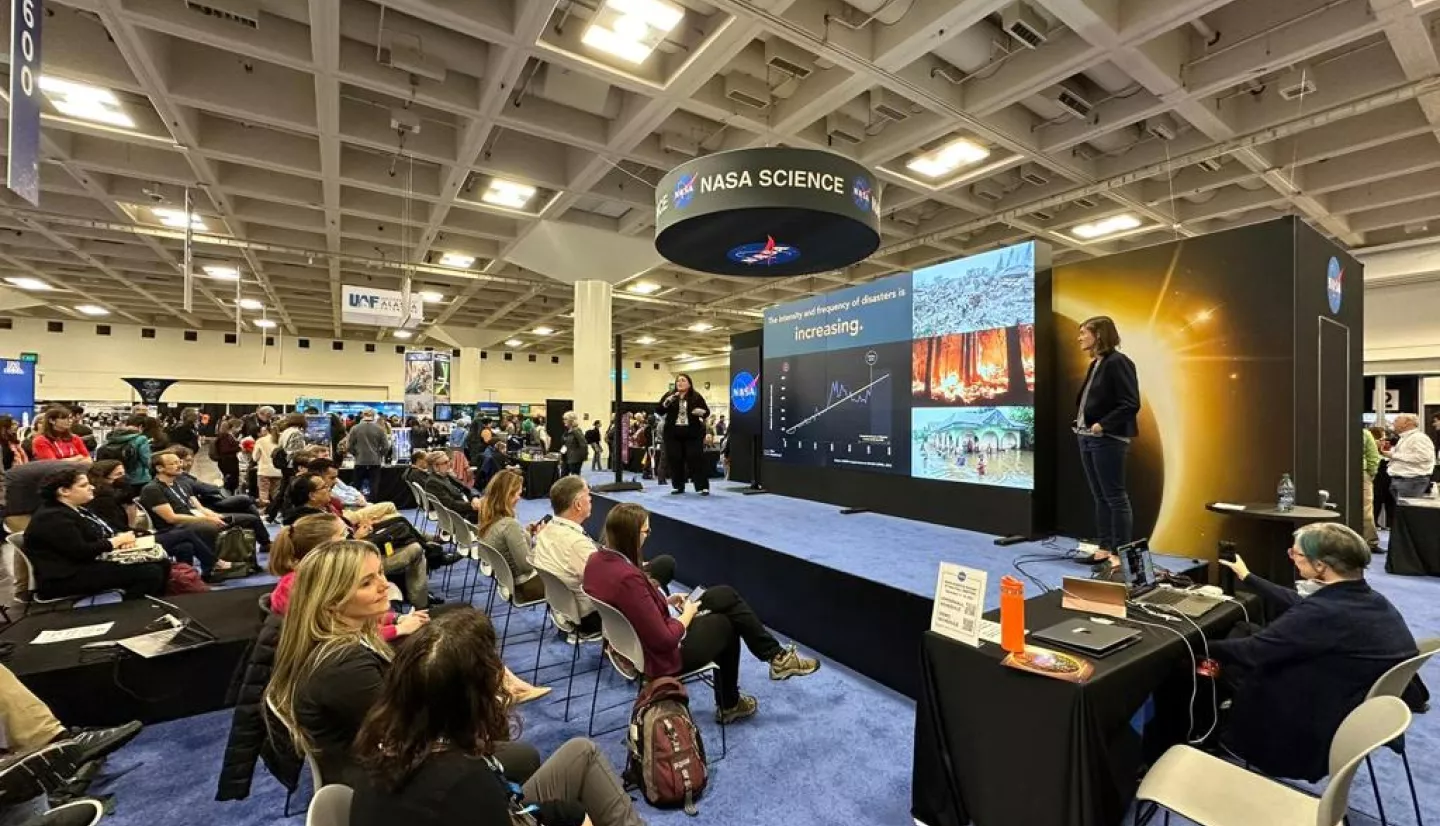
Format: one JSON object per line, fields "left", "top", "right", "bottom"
{"left": 763, "top": 241, "right": 1036, "bottom": 490}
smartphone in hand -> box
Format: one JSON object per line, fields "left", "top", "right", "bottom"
{"left": 687, "top": 585, "right": 707, "bottom": 604}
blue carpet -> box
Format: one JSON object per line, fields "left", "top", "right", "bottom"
{"left": 75, "top": 482, "right": 1440, "bottom": 826}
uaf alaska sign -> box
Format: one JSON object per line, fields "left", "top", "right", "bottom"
{"left": 342, "top": 285, "right": 424, "bottom": 328}
{"left": 655, "top": 147, "right": 881, "bottom": 278}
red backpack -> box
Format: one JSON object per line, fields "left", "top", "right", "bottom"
{"left": 623, "top": 677, "right": 709, "bottom": 815}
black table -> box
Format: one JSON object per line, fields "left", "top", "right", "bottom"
{"left": 1386, "top": 502, "right": 1440, "bottom": 576}
{"left": 1204, "top": 502, "right": 1339, "bottom": 584}
{"left": 912, "top": 590, "right": 1252, "bottom": 826}
{"left": 340, "top": 464, "right": 415, "bottom": 509}
{"left": 1, "top": 585, "right": 271, "bottom": 727}
{"left": 518, "top": 458, "right": 561, "bottom": 499}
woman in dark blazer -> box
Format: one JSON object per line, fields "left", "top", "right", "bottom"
{"left": 1074, "top": 316, "right": 1140, "bottom": 555}
{"left": 656, "top": 373, "right": 711, "bottom": 495}
{"left": 22, "top": 467, "right": 168, "bottom": 600}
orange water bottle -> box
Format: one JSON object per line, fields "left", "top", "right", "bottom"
{"left": 999, "top": 575, "right": 1026, "bottom": 653}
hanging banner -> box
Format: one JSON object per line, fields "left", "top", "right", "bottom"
{"left": 7, "top": 0, "right": 43, "bottom": 205}
{"left": 342, "top": 285, "right": 424, "bottom": 328}
{"left": 403, "top": 351, "right": 436, "bottom": 418}
{"left": 122, "top": 377, "right": 179, "bottom": 405}
{"left": 432, "top": 351, "right": 452, "bottom": 402}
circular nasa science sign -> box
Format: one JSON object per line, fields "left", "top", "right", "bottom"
{"left": 730, "top": 371, "right": 758, "bottom": 414}
{"left": 654, "top": 147, "right": 881, "bottom": 277}
{"left": 1326, "top": 256, "right": 1343, "bottom": 314}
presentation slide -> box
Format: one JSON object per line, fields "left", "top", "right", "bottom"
{"left": 762, "top": 242, "right": 1036, "bottom": 490}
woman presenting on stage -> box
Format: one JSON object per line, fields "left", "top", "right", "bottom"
{"left": 658, "top": 373, "right": 711, "bottom": 496}
{"left": 1074, "top": 316, "right": 1140, "bottom": 560}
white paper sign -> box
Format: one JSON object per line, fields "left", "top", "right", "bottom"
{"left": 32, "top": 622, "right": 114, "bottom": 645}
{"left": 931, "top": 563, "right": 987, "bottom": 647}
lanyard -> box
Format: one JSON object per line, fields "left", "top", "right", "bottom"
{"left": 75, "top": 507, "right": 115, "bottom": 538}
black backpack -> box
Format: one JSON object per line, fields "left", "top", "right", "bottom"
{"left": 270, "top": 446, "right": 290, "bottom": 471}
{"left": 96, "top": 438, "right": 139, "bottom": 476}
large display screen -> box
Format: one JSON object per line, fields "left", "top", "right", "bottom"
{"left": 762, "top": 242, "right": 1036, "bottom": 489}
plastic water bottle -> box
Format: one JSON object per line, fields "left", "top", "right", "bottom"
{"left": 1277, "top": 473, "right": 1296, "bottom": 512}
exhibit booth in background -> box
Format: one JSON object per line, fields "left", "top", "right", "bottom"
{"left": 1050, "top": 216, "right": 1363, "bottom": 563}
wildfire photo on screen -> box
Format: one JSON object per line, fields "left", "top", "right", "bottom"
{"left": 911, "top": 323, "right": 1035, "bottom": 407}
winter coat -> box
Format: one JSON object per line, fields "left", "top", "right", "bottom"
{"left": 215, "top": 610, "right": 302, "bottom": 800}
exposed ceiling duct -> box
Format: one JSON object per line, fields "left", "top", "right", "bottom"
{"left": 834, "top": 0, "right": 919, "bottom": 28}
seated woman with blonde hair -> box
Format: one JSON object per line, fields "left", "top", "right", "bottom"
{"left": 477, "top": 469, "right": 546, "bottom": 603}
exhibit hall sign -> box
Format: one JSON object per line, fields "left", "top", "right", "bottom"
{"left": 342, "top": 285, "right": 424, "bottom": 328}
{"left": 654, "top": 147, "right": 881, "bottom": 277}
{"left": 7, "top": 0, "right": 43, "bottom": 205}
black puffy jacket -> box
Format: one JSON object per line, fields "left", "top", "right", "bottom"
{"left": 215, "top": 611, "right": 302, "bottom": 800}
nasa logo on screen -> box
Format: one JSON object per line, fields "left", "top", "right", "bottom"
{"left": 727, "top": 236, "right": 799, "bottom": 266}
{"left": 851, "top": 176, "right": 873, "bottom": 213}
{"left": 954, "top": 569, "right": 968, "bottom": 584}
{"left": 673, "top": 173, "right": 697, "bottom": 209}
{"left": 2, "top": 362, "right": 22, "bottom": 375}
{"left": 731, "top": 371, "right": 758, "bottom": 414}
{"left": 1326, "top": 256, "right": 1343, "bottom": 314}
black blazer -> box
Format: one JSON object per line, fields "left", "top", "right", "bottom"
{"left": 657, "top": 389, "right": 709, "bottom": 440}
{"left": 23, "top": 502, "right": 115, "bottom": 582}
{"left": 1211, "top": 576, "right": 1419, "bottom": 781}
{"left": 1075, "top": 351, "right": 1140, "bottom": 438}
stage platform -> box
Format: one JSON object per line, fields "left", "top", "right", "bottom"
{"left": 1, "top": 585, "right": 270, "bottom": 728}
{"left": 589, "top": 477, "right": 1207, "bottom": 699}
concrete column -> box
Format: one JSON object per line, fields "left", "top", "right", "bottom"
{"left": 572, "top": 280, "right": 613, "bottom": 428}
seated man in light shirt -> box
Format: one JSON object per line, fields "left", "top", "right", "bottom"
{"left": 531, "top": 475, "right": 674, "bottom": 635}
{"left": 306, "top": 457, "right": 401, "bottom": 524}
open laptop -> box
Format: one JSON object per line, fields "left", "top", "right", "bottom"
{"left": 1117, "top": 540, "right": 1226, "bottom": 618}
{"left": 1032, "top": 617, "right": 1140, "bottom": 657}
{"left": 115, "top": 597, "right": 217, "bottom": 659}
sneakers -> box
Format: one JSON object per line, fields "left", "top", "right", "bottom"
{"left": 60, "top": 721, "right": 142, "bottom": 767}
{"left": 716, "top": 694, "right": 758, "bottom": 724}
{"left": 0, "top": 741, "right": 82, "bottom": 806}
{"left": 670, "top": 489, "right": 684, "bottom": 495}
{"left": 700, "top": 490, "right": 710, "bottom": 496}
{"left": 769, "top": 645, "right": 821, "bottom": 681}
{"left": 36, "top": 798, "right": 107, "bottom": 826}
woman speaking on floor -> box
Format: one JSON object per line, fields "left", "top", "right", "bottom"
{"left": 656, "top": 373, "right": 711, "bottom": 496}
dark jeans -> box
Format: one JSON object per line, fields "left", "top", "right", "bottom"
{"left": 265, "top": 469, "right": 297, "bottom": 521}
{"left": 355, "top": 465, "right": 384, "bottom": 500}
{"left": 40, "top": 560, "right": 168, "bottom": 601}
{"left": 565, "top": 462, "right": 584, "bottom": 477}
{"left": 1391, "top": 475, "right": 1433, "bottom": 504}
{"left": 209, "top": 495, "right": 261, "bottom": 519}
{"left": 664, "top": 436, "right": 709, "bottom": 493}
{"left": 1078, "top": 435, "right": 1132, "bottom": 551}
{"left": 157, "top": 526, "right": 218, "bottom": 573}
{"left": 678, "top": 585, "right": 783, "bottom": 709}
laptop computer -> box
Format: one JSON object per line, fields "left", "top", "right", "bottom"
{"left": 1117, "top": 540, "right": 1226, "bottom": 618}
{"left": 115, "top": 597, "right": 218, "bottom": 659}
{"left": 1032, "top": 617, "right": 1141, "bottom": 657}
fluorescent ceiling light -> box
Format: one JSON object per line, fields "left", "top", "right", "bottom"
{"left": 152, "top": 207, "right": 205, "bottom": 230}
{"left": 675, "top": 353, "right": 694, "bottom": 361}
{"left": 722, "top": 344, "right": 733, "bottom": 352}
{"left": 626, "top": 280, "right": 662, "bottom": 295}
{"left": 74, "top": 304, "right": 109, "bottom": 316}
{"left": 906, "top": 138, "right": 990, "bottom": 178}
{"left": 532, "top": 326, "right": 555, "bottom": 336}
{"left": 581, "top": 0, "right": 683, "bottom": 64}
{"left": 237, "top": 298, "right": 264, "bottom": 310}
{"left": 686, "top": 321, "right": 715, "bottom": 332}
{"left": 481, "top": 179, "right": 536, "bottom": 209}
{"left": 636, "top": 335, "right": 657, "bottom": 345}
{"left": 419, "top": 291, "right": 445, "bottom": 303}
{"left": 438, "top": 253, "right": 474, "bottom": 268}
{"left": 254, "top": 319, "right": 277, "bottom": 329}
{"left": 203, "top": 265, "right": 240, "bottom": 280}
{"left": 39, "top": 76, "right": 135, "bottom": 129}
{"left": 5, "top": 276, "right": 52, "bottom": 291}
{"left": 504, "top": 338, "right": 524, "bottom": 347}
{"left": 393, "top": 330, "right": 413, "bottom": 339}
{"left": 1071, "top": 214, "right": 1142, "bottom": 240}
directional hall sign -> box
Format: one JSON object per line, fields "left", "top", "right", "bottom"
{"left": 7, "top": 0, "right": 43, "bottom": 205}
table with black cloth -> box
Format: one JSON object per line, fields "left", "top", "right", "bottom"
{"left": 1204, "top": 502, "right": 1339, "bottom": 584}
{"left": 1386, "top": 501, "right": 1440, "bottom": 576}
{"left": 0, "top": 585, "right": 271, "bottom": 727}
{"left": 339, "top": 464, "right": 415, "bottom": 509}
{"left": 912, "top": 590, "right": 1253, "bottom": 826}
{"left": 518, "top": 458, "right": 561, "bottom": 499}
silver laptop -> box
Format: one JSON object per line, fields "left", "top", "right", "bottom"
{"left": 1117, "top": 540, "right": 1226, "bottom": 619}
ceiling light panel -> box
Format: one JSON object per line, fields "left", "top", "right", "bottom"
{"left": 151, "top": 207, "right": 206, "bottom": 230}
{"left": 39, "top": 76, "right": 135, "bottom": 128}
{"left": 906, "top": 138, "right": 990, "bottom": 179}
{"left": 481, "top": 179, "right": 537, "bottom": 210}
{"left": 254, "top": 319, "right": 277, "bottom": 329}
{"left": 74, "top": 304, "right": 109, "bottom": 316}
{"left": 626, "top": 281, "right": 662, "bottom": 295}
{"left": 581, "top": 0, "right": 684, "bottom": 64}
{"left": 203, "top": 266, "right": 240, "bottom": 280}
{"left": 5, "top": 277, "right": 52, "bottom": 290}
{"left": 1070, "top": 214, "right": 1143, "bottom": 240}
{"left": 237, "top": 298, "right": 264, "bottom": 310}
{"left": 438, "top": 253, "right": 474, "bottom": 268}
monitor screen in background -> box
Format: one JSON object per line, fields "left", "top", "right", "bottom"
{"left": 761, "top": 241, "right": 1036, "bottom": 490}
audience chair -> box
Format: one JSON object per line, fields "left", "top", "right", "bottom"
{"left": 406, "top": 482, "right": 437, "bottom": 539}
{"left": 444, "top": 510, "right": 491, "bottom": 603}
{"left": 305, "top": 784, "right": 352, "bottom": 826}
{"left": 8, "top": 537, "right": 118, "bottom": 615}
{"left": 1361, "top": 637, "right": 1439, "bottom": 826}
{"left": 474, "top": 539, "right": 544, "bottom": 654}
{"left": 585, "top": 595, "right": 726, "bottom": 760}
{"left": 267, "top": 696, "right": 326, "bottom": 817}
{"left": 532, "top": 567, "right": 604, "bottom": 721}
{"left": 1135, "top": 696, "right": 1412, "bottom": 826}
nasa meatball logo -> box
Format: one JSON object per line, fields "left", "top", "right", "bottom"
{"left": 1326, "top": 256, "right": 1343, "bottom": 314}
{"left": 730, "top": 371, "right": 758, "bottom": 414}
{"left": 673, "top": 173, "right": 697, "bottom": 209}
{"left": 852, "top": 176, "right": 873, "bottom": 213}
{"left": 727, "top": 236, "right": 799, "bottom": 266}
